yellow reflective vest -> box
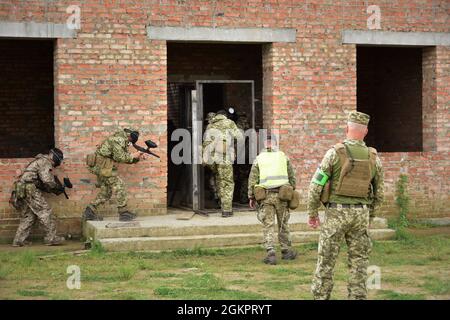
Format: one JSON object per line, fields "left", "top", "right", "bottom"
{"left": 255, "top": 151, "right": 289, "bottom": 189}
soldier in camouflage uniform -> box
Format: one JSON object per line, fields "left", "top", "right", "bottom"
{"left": 248, "top": 135, "right": 297, "bottom": 265}
{"left": 204, "top": 112, "right": 219, "bottom": 204}
{"left": 234, "top": 111, "right": 251, "bottom": 204}
{"left": 203, "top": 110, "right": 243, "bottom": 217}
{"left": 307, "top": 111, "right": 384, "bottom": 300}
{"left": 83, "top": 128, "right": 145, "bottom": 222}
{"left": 11, "top": 148, "right": 66, "bottom": 247}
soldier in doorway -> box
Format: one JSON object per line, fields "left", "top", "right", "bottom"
{"left": 203, "top": 110, "right": 243, "bottom": 217}
{"left": 234, "top": 111, "right": 252, "bottom": 204}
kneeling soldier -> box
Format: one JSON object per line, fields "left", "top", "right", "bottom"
{"left": 11, "top": 148, "right": 66, "bottom": 247}
{"left": 248, "top": 134, "right": 297, "bottom": 265}
{"left": 83, "top": 128, "right": 145, "bottom": 221}
{"left": 307, "top": 111, "right": 384, "bottom": 300}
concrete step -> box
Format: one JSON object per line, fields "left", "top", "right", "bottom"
{"left": 98, "top": 228, "right": 396, "bottom": 252}
{"left": 84, "top": 211, "right": 389, "bottom": 240}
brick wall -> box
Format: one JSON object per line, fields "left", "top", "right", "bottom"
{"left": 0, "top": 0, "right": 449, "bottom": 241}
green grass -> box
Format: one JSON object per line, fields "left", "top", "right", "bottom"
{"left": 377, "top": 290, "right": 426, "bottom": 300}
{"left": 421, "top": 277, "right": 450, "bottom": 295}
{"left": 0, "top": 227, "right": 449, "bottom": 300}
{"left": 17, "top": 289, "right": 49, "bottom": 297}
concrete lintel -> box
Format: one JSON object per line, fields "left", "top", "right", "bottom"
{"left": 147, "top": 26, "right": 296, "bottom": 43}
{"left": 0, "top": 21, "right": 76, "bottom": 39}
{"left": 342, "top": 30, "right": 450, "bottom": 46}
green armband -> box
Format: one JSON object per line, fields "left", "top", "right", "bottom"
{"left": 312, "top": 168, "right": 329, "bottom": 186}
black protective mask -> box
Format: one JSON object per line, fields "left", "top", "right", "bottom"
{"left": 130, "top": 131, "right": 139, "bottom": 144}
{"left": 50, "top": 148, "right": 64, "bottom": 167}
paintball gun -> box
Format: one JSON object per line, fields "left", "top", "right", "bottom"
{"left": 133, "top": 140, "right": 160, "bottom": 159}
{"left": 54, "top": 176, "right": 73, "bottom": 199}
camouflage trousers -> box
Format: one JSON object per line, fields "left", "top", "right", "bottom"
{"left": 208, "top": 163, "right": 234, "bottom": 212}
{"left": 13, "top": 184, "right": 57, "bottom": 244}
{"left": 206, "top": 164, "right": 219, "bottom": 200}
{"left": 90, "top": 175, "right": 128, "bottom": 212}
{"left": 311, "top": 205, "right": 372, "bottom": 300}
{"left": 256, "top": 192, "right": 292, "bottom": 251}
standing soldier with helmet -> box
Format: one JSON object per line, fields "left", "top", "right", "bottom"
{"left": 307, "top": 111, "right": 384, "bottom": 300}
{"left": 83, "top": 128, "right": 145, "bottom": 222}
{"left": 203, "top": 110, "right": 243, "bottom": 217}
{"left": 204, "top": 112, "right": 220, "bottom": 205}
{"left": 234, "top": 111, "right": 252, "bottom": 204}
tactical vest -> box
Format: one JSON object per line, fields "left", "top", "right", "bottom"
{"left": 331, "top": 143, "right": 377, "bottom": 198}
{"left": 255, "top": 151, "right": 289, "bottom": 189}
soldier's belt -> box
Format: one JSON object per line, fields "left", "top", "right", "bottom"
{"left": 266, "top": 188, "right": 280, "bottom": 193}
{"left": 327, "top": 203, "right": 367, "bottom": 209}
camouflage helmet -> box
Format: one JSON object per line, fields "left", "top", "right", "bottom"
{"left": 216, "top": 109, "right": 228, "bottom": 116}
{"left": 206, "top": 112, "right": 216, "bottom": 122}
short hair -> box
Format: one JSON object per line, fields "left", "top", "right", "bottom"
{"left": 347, "top": 121, "right": 367, "bottom": 132}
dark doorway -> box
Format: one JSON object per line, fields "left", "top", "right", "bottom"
{"left": 0, "top": 39, "right": 55, "bottom": 158}
{"left": 167, "top": 43, "right": 262, "bottom": 212}
{"left": 357, "top": 46, "right": 423, "bottom": 152}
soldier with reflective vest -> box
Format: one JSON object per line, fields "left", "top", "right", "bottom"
{"left": 307, "top": 111, "right": 384, "bottom": 300}
{"left": 248, "top": 133, "right": 297, "bottom": 265}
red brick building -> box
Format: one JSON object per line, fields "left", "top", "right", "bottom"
{"left": 0, "top": 0, "right": 448, "bottom": 240}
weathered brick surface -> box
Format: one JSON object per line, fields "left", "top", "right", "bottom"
{"left": 0, "top": 1, "right": 448, "bottom": 240}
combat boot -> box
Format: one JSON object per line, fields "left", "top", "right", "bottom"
{"left": 221, "top": 211, "right": 233, "bottom": 218}
{"left": 12, "top": 240, "right": 32, "bottom": 247}
{"left": 263, "top": 250, "right": 277, "bottom": 265}
{"left": 119, "top": 209, "right": 137, "bottom": 221}
{"left": 82, "top": 206, "right": 103, "bottom": 221}
{"left": 282, "top": 249, "right": 298, "bottom": 260}
{"left": 45, "top": 236, "right": 65, "bottom": 246}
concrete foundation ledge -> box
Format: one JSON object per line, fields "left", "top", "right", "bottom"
{"left": 342, "top": 30, "right": 450, "bottom": 46}
{"left": 0, "top": 21, "right": 77, "bottom": 38}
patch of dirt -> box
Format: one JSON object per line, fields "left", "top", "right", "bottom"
{"left": 0, "top": 240, "right": 84, "bottom": 253}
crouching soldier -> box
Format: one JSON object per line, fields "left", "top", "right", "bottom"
{"left": 248, "top": 134, "right": 297, "bottom": 265}
{"left": 10, "top": 148, "right": 66, "bottom": 247}
{"left": 83, "top": 128, "right": 145, "bottom": 222}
